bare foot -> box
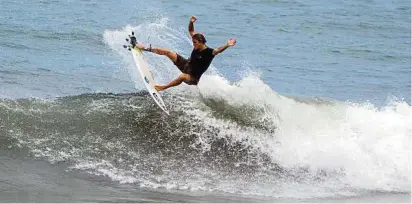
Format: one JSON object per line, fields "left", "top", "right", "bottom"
{"left": 155, "top": 85, "right": 164, "bottom": 92}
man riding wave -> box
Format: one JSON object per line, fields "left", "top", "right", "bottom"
{"left": 136, "top": 16, "right": 237, "bottom": 92}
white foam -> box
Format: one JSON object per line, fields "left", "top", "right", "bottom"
{"left": 72, "top": 160, "right": 138, "bottom": 184}
{"left": 199, "top": 72, "right": 411, "bottom": 192}
{"left": 103, "top": 20, "right": 192, "bottom": 91}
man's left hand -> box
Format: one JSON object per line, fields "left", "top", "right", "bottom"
{"left": 227, "top": 38, "right": 237, "bottom": 47}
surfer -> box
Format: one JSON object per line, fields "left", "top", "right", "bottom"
{"left": 136, "top": 16, "right": 236, "bottom": 92}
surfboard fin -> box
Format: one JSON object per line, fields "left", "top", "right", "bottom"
{"left": 122, "top": 44, "right": 132, "bottom": 51}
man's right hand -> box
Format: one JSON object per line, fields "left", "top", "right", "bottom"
{"left": 190, "top": 16, "right": 197, "bottom": 23}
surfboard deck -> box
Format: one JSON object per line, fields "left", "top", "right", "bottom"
{"left": 123, "top": 32, "right": 169, "bottom": 115}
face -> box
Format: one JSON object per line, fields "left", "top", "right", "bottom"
{"left": 192, "top": 39, "right": 203, "bottom": 49}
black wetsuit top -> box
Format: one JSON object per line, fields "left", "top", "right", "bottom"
{"left": 188, "top": 47, "right": 215, "bottom": 79}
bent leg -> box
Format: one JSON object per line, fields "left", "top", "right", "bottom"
{"left": 155, "top": 74, "right": 192, "bottom": 92}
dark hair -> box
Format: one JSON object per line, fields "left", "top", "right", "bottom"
{"left": 192, "top": 33, "right": 207, "bottom": 43}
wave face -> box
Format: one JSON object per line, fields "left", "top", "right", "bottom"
{"left": 1, "top": 80, "right": 410, "bottom": 198}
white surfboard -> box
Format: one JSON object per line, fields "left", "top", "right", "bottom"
{"left": 125, "top": 34, "right": 169, "bottom": 115}
{"left": 131, "top": 48, "right": 169, "bottom": 115}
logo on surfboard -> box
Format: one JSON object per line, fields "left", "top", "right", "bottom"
{"left": 144, "top": 76, "right": 149, "bottom": 84}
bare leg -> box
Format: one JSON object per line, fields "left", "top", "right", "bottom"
{"left": 151, "top": 48, "right": 178, "bottom": 63}
{"left": 136, "top": 44, "right": 193, "bottom": 92}
{"left": 136, "top": 43, "right": 177, "bottom": 63}
{"left": 155, "top": 74, "right": 192, "bottom": 92}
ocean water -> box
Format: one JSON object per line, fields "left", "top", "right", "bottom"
{"left": 0, "top": 0, "right": 411, "bottom": 202}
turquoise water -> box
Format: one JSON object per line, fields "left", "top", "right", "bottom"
{"left": 0, "top": 0, "right": 410, "bottom": 202}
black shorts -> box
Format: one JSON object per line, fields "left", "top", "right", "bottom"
{"left": 174, "top": 54, "right": 199, "bottom": 85}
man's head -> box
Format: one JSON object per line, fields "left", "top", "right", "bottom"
{"left": 192, "top": 33, "right": 207, "bottom": 49}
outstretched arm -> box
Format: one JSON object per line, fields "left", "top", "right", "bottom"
{"left": 188, "top": 16, "right": 197, "bottom": 37}
{"left": 212, "top": 38, "right": 237, "bottom": 55}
